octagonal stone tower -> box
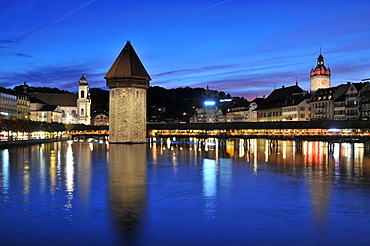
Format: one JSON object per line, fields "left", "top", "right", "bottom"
{"left": 105, "top": 41, "right": 151, "bottom": 143}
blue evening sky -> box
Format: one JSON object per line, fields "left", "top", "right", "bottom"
{"left": 1, "top": 0, "right": 370, "bottom": 100}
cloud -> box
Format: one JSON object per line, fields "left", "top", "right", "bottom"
{"left": 0, "top": 40, "right": 16, "bottom": 44}
{"left": 153, "top": 64, "right": 236, "bottom": 78}
{"left": 151, "top": 58, "right": 314, "bottom": 100}
{"left": 0, "top": 62, "right": 107, "bottom": 92}
{"left": 11, "top": 52, "right": 33, "bottom": 58}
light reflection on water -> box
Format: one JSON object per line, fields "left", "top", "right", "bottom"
{"left": 0, "top": 138, "right": 370, "bottom": 245}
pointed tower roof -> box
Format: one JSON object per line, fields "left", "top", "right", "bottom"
{"left": 310, "top": 53, "right": 331, "bottom": 77}
{"left": 105, "top": 41, "right": 151, "bottom": 81}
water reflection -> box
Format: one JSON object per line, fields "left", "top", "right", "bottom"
{"left": 65, "top": 141, "right": 74, "bottom": 210}
{"left": 1, "top": 149, "right": 9, "bottom": 200}
{"left": 108, "top": 144, "right": 147, "bottom": 243}
{"left": 151, "top": 137, "right": 370, "bottom": 234}
{"left": 1, "top": 138, "right": 370, "bottom": 244}
{"left": 203, "top": 159, "right": 217, "bottom": 217}
{"left": 150, "top": 137, "right": 370, "bottom": 179}
{"left": 0, "top": 141, "right": 101, "bottom": 211}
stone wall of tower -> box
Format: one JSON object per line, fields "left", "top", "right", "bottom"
{"left": 109, "top": 87, "right": 147, "bottom": 143}
{"left": 310, "top": 75, "right": 330, "bottom": 94}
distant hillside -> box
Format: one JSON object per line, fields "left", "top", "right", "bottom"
{"left": 13, "top": 85, "right": 72, "bottom": 94}
{"left": 13, "top": 84, "right": 248, "bottom": 122}
{"left": 147, "top": 86, "right": 248, "bottom": 122}
{"left": 90, "top": 88, "right": 109, "bottom": 117}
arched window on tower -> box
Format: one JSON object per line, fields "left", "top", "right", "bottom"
{"left": 81, "top": 108, "right": 84, "bottom": 116}
{"left": 81, "top": 90, "right": 85, "bottom": 99}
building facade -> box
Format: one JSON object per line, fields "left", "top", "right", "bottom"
{"left": 92, "top": 113, "right": 109, "bottom": 126}
{"left": 359, "top": 82, "right": 370, "bottom": 120}
{"left": 0, "top": 88, "right": 18, "bottom": 119}
{"left": 256, "top": 84, "right": 305, "bottom": 122}
{"left": 193, "top": 89, "right": 224, "bottom": 123}
{"left": 345, "top": 83, "right": 363, "bottom": 120}
{"left": 281, "top": 93, "right": 311, "bottom": 121}
{"left": 17, "top": 93, "right": 30, "bottom": 120}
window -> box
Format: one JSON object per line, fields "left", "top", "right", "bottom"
{"left": 81, "top": 109, "right": 84, "bottom": 116}
{"left": 81, "top": 90, "right": 85, "bottom": 98}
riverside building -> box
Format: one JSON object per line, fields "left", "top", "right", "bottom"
{"left": 24, "top": 73, "right": 91, "bottom": 125}
{"left": 0, "top": 88, "right": 19, "bottom": 119}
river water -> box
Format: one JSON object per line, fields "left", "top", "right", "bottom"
{"left": 1, "top": 138, "right": 370, "bottom": 245}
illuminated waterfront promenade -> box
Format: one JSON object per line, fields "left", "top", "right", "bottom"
{"left": 2, "top": 120, "right": 370, "bottom": 145}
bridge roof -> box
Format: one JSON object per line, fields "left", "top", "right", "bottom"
{"left": 147, "top": 121, "right": 370, "bottom": 130}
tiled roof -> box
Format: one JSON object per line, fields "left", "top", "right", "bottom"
{"left": 29, "top": 95, "right": 47, "bottom": 104}
{"left": 39, "top": 105, "right": 59, "bottom": 111}
{"left": 352, "top": 82, "right": 365, "bottom": 91}
{"left": 29, "top": 92, "right": 77, "bottom": 106}
{"left": 256, "top": 85, "right": 305, "bottom": 110}
{"left": 310, "top": 83, "right": 352, "bottom": 102}
{"left": 266, "top": 85, "right": 303, "bottom": 102}
{"left": 104, "top": 41, "right": 151, "bottom": 80}
{"left": 284, "top": 93, "right": 311, "bottom": 106}
{"left": 333, "top": 84, "right": 351, "bottom": 101}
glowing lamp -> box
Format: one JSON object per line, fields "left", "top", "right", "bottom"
{"left": 204, "top": 101, "right": 216, "bottom": 106}
{"left": 328, "top": 128, "right": 339, "bottom": 133}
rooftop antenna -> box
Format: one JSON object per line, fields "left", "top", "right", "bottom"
{"left": 274, "top": 82, "right": 276, "bottom": 90}
{"left": 295, "top": 77, "right": 298, "bottom": 86}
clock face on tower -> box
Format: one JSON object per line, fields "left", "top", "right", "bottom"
{"left": 321, "top": 79, "right": 327, "bottom": 85}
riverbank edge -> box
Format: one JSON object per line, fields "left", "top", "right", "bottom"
{"left": 0, "top": 137, "right": 68, "bottom": 148}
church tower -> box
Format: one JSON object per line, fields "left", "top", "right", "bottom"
{"left": 310, "top": 53, "right": 331, "bottom": 94}
{"left": 77, "top": 72, "right": 91, "bottom": 125}
{"left": 104, "top": 41, "right": 151, "bottom": 143}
